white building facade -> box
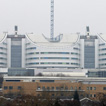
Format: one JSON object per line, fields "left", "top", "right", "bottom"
{"left": 0, "top": 27, "right": 106, "bottom": 69}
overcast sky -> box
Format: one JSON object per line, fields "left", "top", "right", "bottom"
{"left": 0, "top": 0, "right": 106, "bottom": 37}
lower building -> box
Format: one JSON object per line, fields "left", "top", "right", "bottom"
{"left": 3, "top": 76, "right": 106, "bottom": 100}
{"left": 2, "top": 68, "right": 106, "bottom": 78}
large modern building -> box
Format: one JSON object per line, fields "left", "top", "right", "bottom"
{"left": 1, "top": 26, "right": 106, "bottom": 99}
{"left": 0, "top": 26, "right": 106, "bottom": 69}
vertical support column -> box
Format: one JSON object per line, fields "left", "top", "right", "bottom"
{"left": 22, "top": 39, "right": 25, "bottom": 68}
{"left": 80, "top": 39, "right": 84, "bottom": 68}
{"left": 51, "top": 0, "right": 54, "bottom": 40}
{"left": 95, "top": 39, "right": 99, "bottom": 68}
{"left": 7, "top": 38, "right": 11, "bottom": 68}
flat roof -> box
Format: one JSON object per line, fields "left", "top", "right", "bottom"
{"left": 26, "top": 33, "right": 79, "bottom": 47}
{"left": 4, "top": 76, "right": 106, "bottom": 81}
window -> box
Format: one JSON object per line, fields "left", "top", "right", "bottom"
{"left": 90, "top": 94, "right": 92, "bottom": 97}
{"left": 99, "top": 63, "right": 106, "bottom": 66}
{"left": 103, "top": 87, "right": 106, "bottom": 90}
{"left": 26, "top": 47, "right": 36, "bottom": 50}
{"left": 71, "top": 63, "right": 79, "bottom": 65}
{"left": 26, "top": 43, "right": 30, "bottom": 45}
{"left": 40, "top": 80, "right": 54, "bottom": 82}
{"left": 80, "top": 94, "right": 83, "bottom": 97}
{"left": 1, "top": 47, "right": 7, "bottom": 50}
{"left": 94, "top": 87, "right": 96, "bottom": 90}
{"left": 41, "top": 52, "right": 69, "bottom": 54}
{"left": 99, "top": 58, "right": 106, "bottom": 61}
{"left": 47, "top": 87, "right": 50, "bottom": 90}
{"left": 40, "top": 57, "right": 69, "bottom": 59}
{"left": 65, "top": 87, "right": 68, "bottom": 90}
{"left": 32, "top": 80, "right": 35, "bottom": 82}
{"left": 26, "top": 57, "right": 39, "bottom": 60}
{"left": 73, "top": 47, "right": 79, "bottom": 50}
{"left": 9, "top": 86, "right": 13, "bottom": 90}
{"left": 94, "top": 94, "right": 96, "bottom": 97}
{"left": 0, "top": 57, "right": 7, "bottom": 60}
{"left": 90, "top": 87, "right": 92, "bottom": 90}
{"left": 87, "top": 87, "right": 89, "bottom": 90}
{"left": 17, "top": 86, "right": 22, "bottom": 90}
{"left": 3, "top": 42, "right": 7, "bottom": 45}
{"left": 99, "top": 43, "right": 105, "bottom": 46}
{"left": 70, "top": 87, "right": 73, "bottom": 90}
{"left": 26, "top": 62, "right": 39, "bottom": 65}
{"left": 0, "top": 62, "right": 7, "bottom": 65}
{"left": 75, "top": 87, "right": 77, "bottom": 90}
{"left": 40, "top": 62, "right": 69, "bottom": 65}
{"left": 99, "top": 53, "right": 106, "bottom": 56}
{"left": 51, "top": 87, "right": 54, "bottom": 90}
{"left": 4, "top": 86, "right": 8, "bottom": 90}
{"left": 52, "top": 94, "right": 54, "bottom": 97}
{"left": 37, "top": 87, "right": 40, "bottom": 90}
{"left": 79, "top": 87, "right": 81, "bottom": 90}
{"left": 0, "top": 52, "right": 7, "bottom": 55}
{"left": 37, "top": 94, "right": 40, "bottom": 97}
{"left": 26, "top": 52, "right": 39, "bottom": 55}
{"left": 71, "top": 58, "right": 79, "bottom": 60}
{"left": 99, "top": 48, "right": 106, "bottom": 51}
{"left": 56, "top": 87, "right": 59, "bottom": 90}
{"left": 71, "top": 52, "right": 79, "bottom": 55}
{"left": 61, "top": 87, "right": 64, "bottom": 90}
{"left": 42, "top": 86, "right": 45, "bottom": 90}
{"left": 5, "top": 80, "right": 21, "bottom": 82}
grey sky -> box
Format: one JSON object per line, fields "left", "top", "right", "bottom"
{"left": 0, "top": 0, "right": 106, "bottom": 37}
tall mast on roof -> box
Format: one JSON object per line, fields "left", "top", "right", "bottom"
{"left": 50, "top": 0, "right": 54, "bottom": 40}
{"left": 43, "top": 0, "right": 62, "bottom": 42}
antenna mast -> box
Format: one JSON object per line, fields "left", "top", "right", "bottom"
{"left": 51, "top": 0, "right": 54, "bottom": 40}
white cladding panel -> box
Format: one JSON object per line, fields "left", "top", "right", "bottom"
{"left": 22, "top": 39, "right": 25, "bottom": 68}
{"left": 0, "top": 32, "right": 106, "bottom": 69}
{"left": 95, "top": 39, "right": 99, "bottom": 68}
